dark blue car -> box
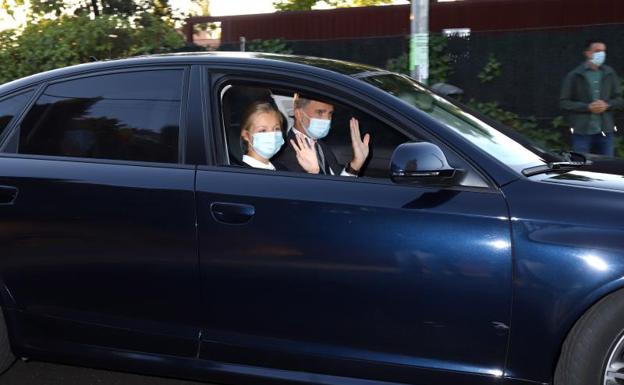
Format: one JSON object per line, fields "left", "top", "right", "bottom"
{"left": 0, "top": 53, "right": 623, "bottom": 385}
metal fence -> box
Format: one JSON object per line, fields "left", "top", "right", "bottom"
{"left": 217, "top": 23, "right": 624, "bottom": 155}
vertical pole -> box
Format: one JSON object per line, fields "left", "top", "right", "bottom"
{"left": 409, "top": 0, "right": 429, "bottom": 84}
{"left": 91, "top": 0, "right": 100, "bottom": 17}
{"left": 184, "top": 20, "right": 194, "bottom": 44}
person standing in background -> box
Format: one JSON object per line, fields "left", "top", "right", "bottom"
{"left": 560, "top": 39, "right": 624, "bottom": 156}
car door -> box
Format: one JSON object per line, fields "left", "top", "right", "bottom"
{"left": 196, "top": 73, "right": 513, "bottom": 384}
{"left": 0, "top": 67, "right": 200, "bottom": 357}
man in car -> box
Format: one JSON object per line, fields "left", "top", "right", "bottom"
{"left": 275, "top": 93, "right": 371, "bottom": 176}
{"left": 560, "top": 39, "right": 624, "bottom": 156}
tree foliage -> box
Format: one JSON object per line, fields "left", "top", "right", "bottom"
{"left": 0, "top": 0, "right": 186, "bottom": 85}
{"left": 273, "top": 0, "right": 392, "bottom": 12}
{"left": 385, "top": 35, "right": 454, "bottom": 85}
{"left": 247, "top": 38, "right": 292, "bottom": 54}
{"left": 2, "top": 0, "right": 178, "bottom": 20}
{"left": 477, "top": 54, "right": 502, "bottom": 83}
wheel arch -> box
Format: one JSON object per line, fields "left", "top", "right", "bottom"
{"left": 550, "top": 278, "right": 624, "bottom": 381}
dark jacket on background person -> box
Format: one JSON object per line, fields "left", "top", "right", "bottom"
{"left": 560, "top": 63, "right": 624, "bottom": 135}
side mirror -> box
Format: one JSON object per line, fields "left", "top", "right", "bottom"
{"left": 430, "top": 82, "right": 464, "bottom": 97}
{"left": 390, "top": 142, "right": 457, "bottom": 185}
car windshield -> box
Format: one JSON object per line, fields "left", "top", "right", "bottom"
{"left": 358, "top": 72, "right": 549, "bottom": 172}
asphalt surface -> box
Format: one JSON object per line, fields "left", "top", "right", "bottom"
{"left": 2, "top": 359, "right": 208, "bottom": 385}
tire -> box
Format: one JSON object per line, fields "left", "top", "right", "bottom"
{"left": 555, "top": 289, "right": 624, "bottom": 385}
{"left": 0, "top": 308, "right": 15, "bottom": 375}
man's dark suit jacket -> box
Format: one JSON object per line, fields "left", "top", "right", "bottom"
{"left": 274, "top": 129, "right": 343, "bottom": 175}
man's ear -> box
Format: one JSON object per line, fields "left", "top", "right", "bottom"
{"left": 293, "top": 108, "right": 302, "bottom": 123}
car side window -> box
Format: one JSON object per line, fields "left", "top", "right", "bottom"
{"left": 219, "top": 83, "right": 411, "bottom": 179}
{"left": 0, "top": 90, "right": 34, "bottom": 141}
{"left": 18, "top": 70, "right": 183, "bottom": 163}
{"left": 324, "top": 104, "right": 410, "bottom": 178}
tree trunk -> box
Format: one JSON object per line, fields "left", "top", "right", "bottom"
{"left": 91, "top": 0, "right": 100, "bottom": 17}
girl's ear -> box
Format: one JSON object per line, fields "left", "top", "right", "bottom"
{"left": 240, "top": 130, "right": 252, "bottom": 154}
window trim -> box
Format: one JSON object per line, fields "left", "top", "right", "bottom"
{"left": 0, "top": 151, "right": 196, "bottom": 171}
{"left": 0, "top": 87, "right": 39, "bottom": 150}
{"left": 206, "top": 71, "right": 495, "bottom": 191}
{"left": 196, "top": 164, "right": 500, "bottom": 194}
{"left": 184, "top": 65, "right": 208, "bottom": 165}
{"left": 2, "top": 66, "right": 190, "bottom": 166}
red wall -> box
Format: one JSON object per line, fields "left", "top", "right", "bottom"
{"left": 431, "top": 0, "right": 624, "bottom": 33}
{"left": 218, "top": 5, "right": 410, "bottom": 42}
{"left": 185, "top": 0, "right": 624, "bottom": 44}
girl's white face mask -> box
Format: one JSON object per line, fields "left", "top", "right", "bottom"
{"left": 251, "top": 131, "right": 284, "bottom": 159}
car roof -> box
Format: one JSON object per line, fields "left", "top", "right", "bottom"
{"left": 0, "top": 52, "right": 383, "bottom": 94}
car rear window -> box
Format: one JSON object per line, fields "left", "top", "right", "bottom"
{"left": 18, "top": 70, "right": 183, "bottom": 164}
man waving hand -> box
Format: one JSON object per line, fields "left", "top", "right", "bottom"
{"left": 275, "top": 94, "right": 371, "bottom": 176}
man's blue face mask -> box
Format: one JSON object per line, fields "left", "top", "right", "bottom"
{"left": 591, "top": 51, "right": 606, "bottom": 67}
{"left": 301, "top": 109, "right": 331, "bottom": 140}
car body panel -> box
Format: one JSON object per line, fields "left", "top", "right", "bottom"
{"left": 536, "top": 169, "right": 624, "bottom": 192}
{"left": 0, "top": 156, "right": 200, "bottom": 357}
{"left": 503, "top": 175, "right": 624, "bottom": 381}
{"left": 195, "top": 167, "right": 513, "bottom": 383}
{"left": 6, "top": 332, "right": 545, "bottom": 385}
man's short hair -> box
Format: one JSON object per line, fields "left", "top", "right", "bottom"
{"left": 293, "top": 93, "right": 312, "bottom": 110}
{"left": 585, "top": 39, "right": 605, "bottom": 51}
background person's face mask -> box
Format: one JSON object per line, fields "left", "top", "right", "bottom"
{"left": 302, "top": 109, "right": 331, "bottom": 139}
{"left": 251, "top": 131, "right": 284, "bottom": 159}
{"left": 591, "top": 51, "right": 606, "bottom": 67}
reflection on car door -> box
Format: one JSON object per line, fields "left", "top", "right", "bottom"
{"left": 196, "top": 169, "right": 512, "bottom": 384}
{"left": 0, "top": 68, "right": 200, "bottom": 358}
{"left": 0, "top": 160, "right": 199, "bottom": 357}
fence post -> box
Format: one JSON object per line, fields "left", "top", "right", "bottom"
{"left": 410, "top": 0, "right": 429, "bottom": 83}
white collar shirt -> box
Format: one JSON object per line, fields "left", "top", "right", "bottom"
{"left": 242, "top": 155, "right": 276, "bottom": 170}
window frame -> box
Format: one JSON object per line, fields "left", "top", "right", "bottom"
{"left": 1, "top": 66, "right": 191, "bottom": 167}
{"left": 0, "top": 88, "right": 38, "bottom": 149}
{"left": 205, "top": 69, "right": 496, "bottom": 192}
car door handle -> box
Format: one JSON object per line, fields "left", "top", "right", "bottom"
{"left": 0, "top": 186, "right": 18, "bottom": 205}
{"left": 210, "top": 202, "right": 255, "bottom": 225}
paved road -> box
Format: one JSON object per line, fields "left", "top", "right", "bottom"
{"left": 3, "top": 360, "right": 207, "bottom": 385}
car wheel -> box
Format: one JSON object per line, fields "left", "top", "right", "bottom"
{"left": 0, "top": 308, "right": 15, "bottom": 375}
{"left": 555, "top": 289, "right": 624, "bottom": 385}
